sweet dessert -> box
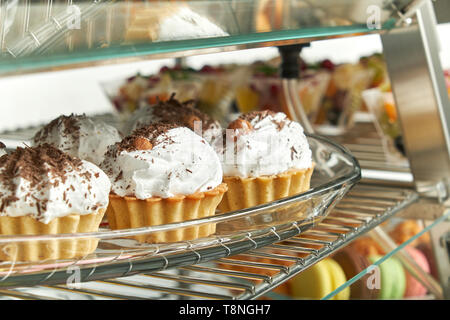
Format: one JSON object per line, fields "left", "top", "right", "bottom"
{"left": 233, "top": 60, "right": 330, "bottom": 120}
{"left": 314, "top": 61, "right": 374, "bottom": 129}
{"left": 289, "top": 258, "right": 350, "bottom": 300}
{"left": 196, "top": 65, "right": 245, "bottom": 122}
{"left": 33, "top": 114, "right": 122, "bottom": 166}
{"left": 389, "top": 220, "right": 430, "bottom": 247}
{"left": 350, "top": 237, "right": 384, "bottom": 257}
{"left": 332, "top": 246, "right": 378, "bottom": 299}
{"left": 125, "top": 94, "right": 223, "bottom": 145}
{"left": 359, "top": 53, "right": 388, "bottom": 89}
{"left": 0, "top": 144, "right": 111, "bottom": 262}
{"left": 109, "top": 67, "right": 204, "bottom": 116}
{"left": 110, "top": 73, "right": 171, "bottom": 114}
{"left": 234, "top": 60, "right": 282, "bottom": 114}
{"left": 255, "top": 0, "right": 284, "bottom": 33}
{"left": 403, "top": 246, "right": 430, "bottom": 298}
{"left": 368, "top": 255, "right": 406, "bottom": 300}
{"left": 415, "top": 242, "right": 439, "bottom": 280}
{"left": 0, "top": 141, "right": 6, "bottom": 157}
{"left": 125, "top": 5, "right": 228, "bottom": 42}
{"left": 101, "top": 123, "right": 227, "bottom": 243}
{"left": 217, "top": 110, "right": 313, "bottom": 212}
{"left": 362, "top": 86, "right": 406, "bottom": 160}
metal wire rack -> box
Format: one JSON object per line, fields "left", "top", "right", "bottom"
{"left": 0, "top": 184, "right": 418, "bottom": 300}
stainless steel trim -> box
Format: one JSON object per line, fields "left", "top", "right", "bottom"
{"left": 381, "top": 0, "right": 450, "bottom": 199}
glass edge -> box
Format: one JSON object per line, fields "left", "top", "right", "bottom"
{"left": 321, "top": 209, "right": 450, "bottom": 300}
{"left": 0, "top": 25, "right": 388, "bottom": 77}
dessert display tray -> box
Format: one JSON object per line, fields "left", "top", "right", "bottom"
{"left": 0, "top": 133, "right": 360, "bottom": 288}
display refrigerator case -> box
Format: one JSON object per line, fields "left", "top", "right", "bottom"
{"left": 0, "top": 0, "right": 448, "bottom": 300}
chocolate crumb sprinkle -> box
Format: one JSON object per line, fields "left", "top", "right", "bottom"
{"left": 0, "top": 143, "right": 92, "bottom": 214}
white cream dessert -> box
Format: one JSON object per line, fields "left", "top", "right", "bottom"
{"left": 33, "top": 114, "right": 122, "bottom": 166}
{"left": 0, "top": 144, "right": 111, "bottom": 261}
{"left": 125, "top": 5, "right": 229, "bottom": 42}
{"left": 0, "top": 144, "right": 111, "bottom": 224}
{"left": 217, "top": 110, "right": 314, "bottom": 212}
{"left": 125, "top": 95, "right": 222, "bottom": 145}
{"left": 102, "top": 123, "right": 227, "bottom": 243}
{"left": 218, "top": 110, "right": 312, "bottom": 178}
{"left": 101, "top": 123, "right": 223, "bottom": 199}
{"left": 157, "top": 7, "right": 229, "bottom": 41}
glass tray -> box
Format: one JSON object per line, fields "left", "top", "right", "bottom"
{"left": 0, "top": 0, "right": 422, "bottom": 76}
{"left": 0, "top": 134, "right": 360, "bottom": 288}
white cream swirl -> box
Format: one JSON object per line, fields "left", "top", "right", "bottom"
{"left": 33, "top": 114, "right": 122, "bottom": 166}
{"left": 101, "top": 126, "right": 222, "bottom": 199}
{"left": 0, "top": 146, "right": 111, "bottom": 224}
{"left": 218, "top": 112, "right": 312, "bottom": 178}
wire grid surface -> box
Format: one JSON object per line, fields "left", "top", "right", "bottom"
{"left": 0, "top": 184, "right": 418, "bottom": 300}
{"left": 330, "top": 121, "right": 411, "bottom": 174}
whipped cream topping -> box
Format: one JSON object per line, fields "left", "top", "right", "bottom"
{"left": 125, "top": 95, "right": 222, "bottom": 144}
{"left": 33, "top": 114, "right": 122, "bottom": 166}
{"left": 101, "top": 123, "right": 223, "bottom": 199}
{"left": 158, "top": 7, "right": 229, "bottom": 41}
{"left": 217, "top": 111, "right": 312, "bottom": 178}
{"left": 0, "top": 144, "right": 111, "bottom": 224}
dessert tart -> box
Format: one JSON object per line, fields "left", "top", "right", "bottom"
{"left": 216, "top": 110, "right": 314, "bottom": 212}
{"left": 33, "top": 113, "right": 122, "bottom": 166}
{"left": 101, "top": 123, "right": 227, "bottom": 243}
{"left": 0, "top": 144, "right": 111, "bottom": 262}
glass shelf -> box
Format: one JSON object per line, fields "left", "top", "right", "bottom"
{"left": 0, "top": 0, "right": 421, "bottom": 76}
{"left": 321, "top": 212, "right": 450, "bottom": 300}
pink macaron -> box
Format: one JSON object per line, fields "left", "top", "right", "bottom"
{"left": 404, "top": 246, "right": 430, "bottom": 297}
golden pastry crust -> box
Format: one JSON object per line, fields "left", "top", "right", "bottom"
{"left": 106, "top": 183, "right": 228, "bottom": 243}
{"left": 0, "top": 208, "right": 105, "bottom": 262}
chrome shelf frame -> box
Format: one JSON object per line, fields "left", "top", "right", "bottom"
{"left": 0, "top": 0, "right": 447, "bottom": 301}
{"left": 0, "top": 184, "right": 418, "bottom": 300}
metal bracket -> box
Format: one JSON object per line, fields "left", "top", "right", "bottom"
{"left": 278, "top": 44, "right": 315, "bottom": 133}
{"left": 425, "top": 218, "right": 450, "bottom": 299}
{"left": 381, "top": 0, "right": 450, "bottom": 200}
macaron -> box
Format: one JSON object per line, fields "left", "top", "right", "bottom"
{"left": 323, "top": 258, "right": 351, "bottom": 300}
{"left": 369, "top": 255, "right": 406, "bottom": 299}
{"left": 351, "top": 237, "right": 384, "bottom": 257}
{"left": 389, "top": 220, "right": 430, "bottom": 247}
{"left": 415, "top": 242, "right": 439, "bottom": 280}
{"left": 289, "top": 258, "right": 350, "bottom": 300}
{"left": 403, "top": 246, "right": 430, "bottom": 297}
{"left": 333, "top": 246, "right": 378, "bottom": 299}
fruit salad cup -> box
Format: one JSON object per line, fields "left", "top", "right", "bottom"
{"left": 362, "top": 86, "right": 406, "bottom": 164}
